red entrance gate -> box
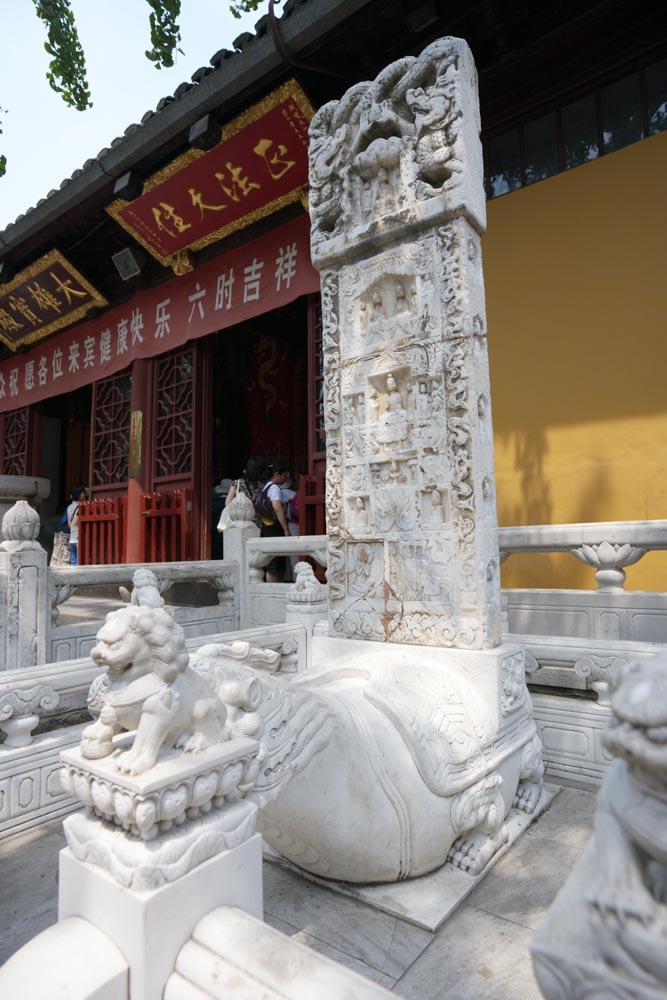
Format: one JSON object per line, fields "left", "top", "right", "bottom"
{"left": 140, "top": 488, "right": 193, "bottom": 563}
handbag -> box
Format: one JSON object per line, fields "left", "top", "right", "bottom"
{"left": 217, "top": 481, "right": 240, "bottom": 532}
{"left": 51, "top": 531, "right": 71, "bottom": 567}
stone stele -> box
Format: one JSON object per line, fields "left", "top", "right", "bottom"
{"left": 181, "top": 36, "right": 545, "bottom": 886}
{"left": 310, "top": 34, "right": 500, "bottom": 650}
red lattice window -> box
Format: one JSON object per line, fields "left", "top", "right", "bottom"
{"left": 91, "top": 370, "right": 132, "bottom": 487}
{"left": 153, "top": 347, "right": 194, "bottom": 482}
{"left": 2, "top": 407, "right": 30, "bottom": 476}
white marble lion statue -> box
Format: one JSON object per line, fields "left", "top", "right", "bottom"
{"left": 81, "top": 605, "right": 229, "bottom": 775}
{"left": 531, "top": 654, "right": 667, "bottom": 1000}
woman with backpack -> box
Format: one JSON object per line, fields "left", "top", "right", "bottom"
{"left": 67, "top": 486, "right": 87, "bottom": 565}
{"left": 254, "top": 460, "right": 291, "bottom": 583}
{"left": 223, "top": 456, "right": 267, "bottom": 513}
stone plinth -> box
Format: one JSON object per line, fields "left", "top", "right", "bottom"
{"left": 309, "top": 37, "right": 501, "bottom": 649}
{"left": 57, "top": 734, "right": 264, "bottom": 1000}
{"left": 59, "top": 836, "right": 262, "bottom": 1000}
{"left": 61, "top": 736, "right": 259, "bottom": 841}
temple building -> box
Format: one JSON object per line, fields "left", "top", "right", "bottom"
{"left": 0, "top": 0, "right": 664, "bottom": 581}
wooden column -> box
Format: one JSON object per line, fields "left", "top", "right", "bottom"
{"left": 125, "top": 358, "right": 152, "bottom": 563}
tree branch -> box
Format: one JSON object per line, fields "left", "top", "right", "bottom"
{"left": 145, "top": 0, "right": 183, "bottom": 69}
{"left": 32, "top": 0, "right": 92, "bottom": 111}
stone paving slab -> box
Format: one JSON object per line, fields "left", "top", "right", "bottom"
{"left": 0, "top": 784, "right": 597, "bottom": 999}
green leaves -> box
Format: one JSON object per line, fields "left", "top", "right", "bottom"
{"left": 32, "top": 0, "right": 92, "bottom": 111}
{"left": 145, "top": 0, "right": 183, "bottom": 69}
{"left": 229, "top": 0, "right": 263, "bottom": 19}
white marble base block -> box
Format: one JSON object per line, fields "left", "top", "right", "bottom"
{"left": 58, "top": 835, "right": 263, "bottom": 1000}
{"left": 0, "top": 916, "right": 128, "bottom": 1000}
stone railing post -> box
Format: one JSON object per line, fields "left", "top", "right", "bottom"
{"left": 0, "top": 500, "right": 49, "bottom": 669}
{"left": 220, "top": 492, "right": 259, "bottom": 628}
{"left": 0, "top": 684, "right": 59, "bottom": 746}
{"left": 285, "top": 562, "right": 328, "bottom": 665}
{"left": 571, "top": 541, "right": 647, "bottom": 593}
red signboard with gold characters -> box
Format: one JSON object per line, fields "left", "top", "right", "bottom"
{"left": 0, "top": 250, "right": 108, "bottom": 352}
{"left": 107, "top": 80, "right": 314, "bottom": 270}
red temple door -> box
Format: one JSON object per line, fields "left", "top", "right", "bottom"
{"left": 148, "top": 341, "right": 210, "bottom": 560}
{"left": 82, "top": 369, "right": 132, "bottom": 564}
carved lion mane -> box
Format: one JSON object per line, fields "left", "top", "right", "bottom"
{"left": 124, "top": 606, "right": 188, "bottom": 683}
{"left": 92, "top": 605, "right": 188, "bottom": 685}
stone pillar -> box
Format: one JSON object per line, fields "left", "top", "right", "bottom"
{"left": 309, "top": 37, "right": 501, "bottom": 650}
{"left": 59, "top": 738, "right": 263, "bottom": 1000}
{"left": 0, "top": 501, "right": 48, "bottom": 668}
{"left": 220, "top": 491, "right": 259, "bottom": 628}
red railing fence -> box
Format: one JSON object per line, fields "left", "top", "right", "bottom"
{"left": 78, "top": 497, "right": 127, "bottom": 566}
{"left": 140, "top": 488, "right": 194, "bottom": 563}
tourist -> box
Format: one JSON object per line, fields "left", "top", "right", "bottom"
{"left": 224, "top": 456, "right": 267, "bottom": 513}
{"left": 257, "top": 460, "right": 291, "bottom": 583}
{"left": 67, "top": 486, "right": 87, "bottom": 566}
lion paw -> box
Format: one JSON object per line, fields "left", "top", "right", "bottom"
{"left": 514, "top": 780, "right": 542, "bottom": 814}
{"left": 81, "top": 721, "right": 115, "bottom": 760}
{"left": 183, "top": 731, "right": 208, "bottom": 753}
{"left": 116, "top": 749, "right": 156, "bottom": 775}
{"left": 448, "top": 826, "right": 509, "bottom": 875}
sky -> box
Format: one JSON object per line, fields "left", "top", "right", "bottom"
{"left": 0, "top": 0, "right": 262, "bottom": 230}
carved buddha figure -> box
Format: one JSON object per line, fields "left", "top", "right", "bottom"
{"left": 415, "top": 381, "right": 431, "bottom": 419}
{"left": 376, "top": 374, "right": 409, "bottom": 446}
{"left": 367, "top": 289, "right": 384, "bottom": 337}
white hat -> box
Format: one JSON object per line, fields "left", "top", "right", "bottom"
{"left": 214, "top": 478, "right": 233, "bottom": 496}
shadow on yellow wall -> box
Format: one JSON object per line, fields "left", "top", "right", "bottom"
{"left": 485, "top": 133, "right": 667, "bottom": 590}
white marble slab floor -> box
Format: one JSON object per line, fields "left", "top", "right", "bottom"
{"left": 0, "top": 784, "right": 597, "bottom": 997}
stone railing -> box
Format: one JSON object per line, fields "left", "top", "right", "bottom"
{"left": 47, "top": 560, "right": 239, "bottom": 662}
{"left": 499, "top": 519, "right": 667, "bottom": 592}
{"left": 242, "top": 534, "right": 327, "bottom": 628}
{"left": 0, "top": 622, "right": 308, "bottom": 842}
{"left": 48, "top": 560, "right": 237, "bottom": 624}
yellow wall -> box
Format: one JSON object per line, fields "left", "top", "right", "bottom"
{"left": 485, "top": 133, "right": 667, "bottom": 590}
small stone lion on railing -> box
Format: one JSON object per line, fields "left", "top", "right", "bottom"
{"left": 81, "top": 605, "right": 228, "bottom": 775}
